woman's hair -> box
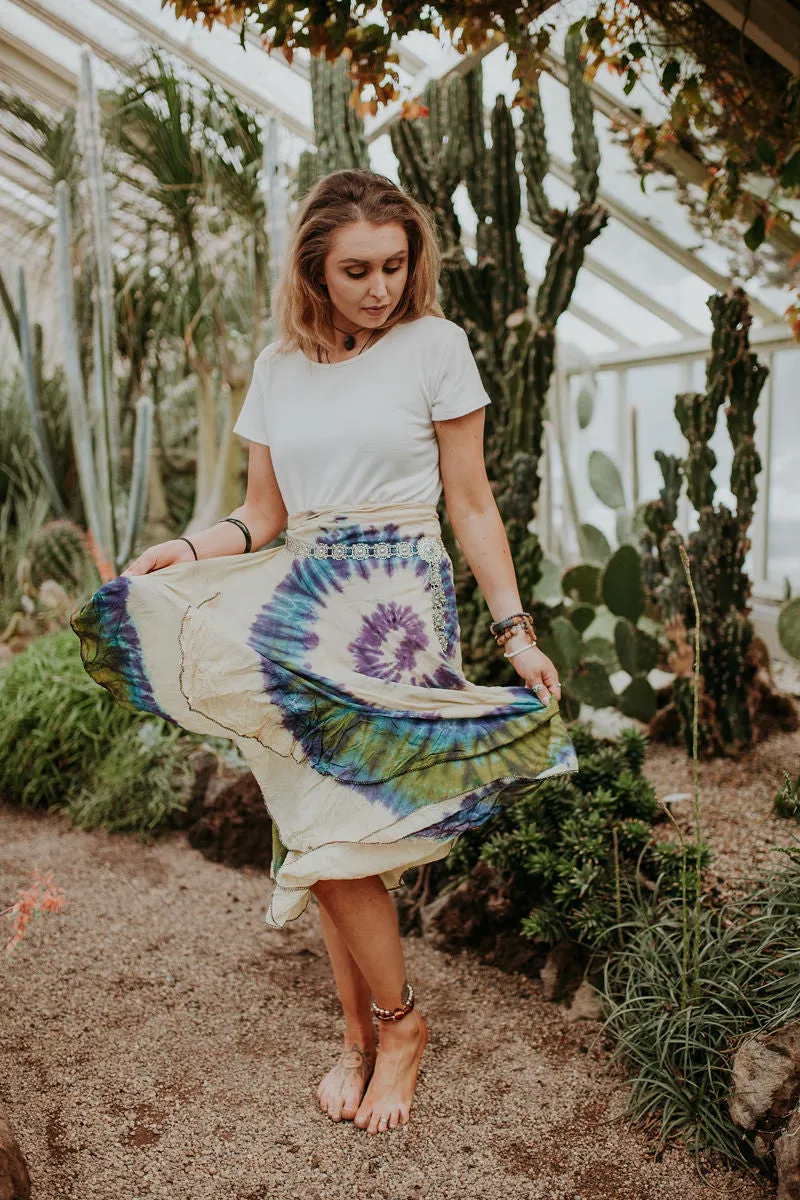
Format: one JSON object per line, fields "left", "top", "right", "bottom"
{"left": 272, "top": 169, "right": 445, "bottom": 359}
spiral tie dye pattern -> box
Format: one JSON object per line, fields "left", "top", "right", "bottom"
{"left": 284, "top": 531, "right": 449, "bottom": 654}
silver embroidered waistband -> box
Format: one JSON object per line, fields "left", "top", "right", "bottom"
{"left": 283, "top": 531, "right": 449, "bottom": 654}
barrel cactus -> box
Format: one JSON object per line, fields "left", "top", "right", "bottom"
{"left": 29, "top": 519, "right": 93, "bottom": 591}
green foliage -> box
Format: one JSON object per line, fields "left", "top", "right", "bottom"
{"left": 641, "top": 289, "right": 769, "bottom": 757}
{"left": 0, "top": 630, "right": 193, "bottom": 833}
{"left": 595, "top": 849, "right": 800, "bottom": 1172}
{"left": 773, "top": 771, "right": 800, "bottom": 820}
{"left": 777, "top": 595, "right": 800, "bottom": 660}
{"left": 28, "top": 519, "right": 93, "bottom": 591}
{"left": 66, "top": 720, "right": 192, "bottom": 833}
{"left": 442, "top": 723, "right": 708, "bottom": 954}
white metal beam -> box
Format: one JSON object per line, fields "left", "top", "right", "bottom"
{"left": 542, "top": 46, "right": 800, "bottom": 259}
{"left": 701, "top": 0, "right": 800, "bottom": 76}
{"left": 0, "top": 29, "right": 77, "bottom": 107}
{"left": 567, "top": 321, "right": 795, "bottom": 373}
{"left": 519, "top": 210, "right": 701, "bottom": 337}
{"left": 544, "top": 151, "right": 780, "bottom": 324}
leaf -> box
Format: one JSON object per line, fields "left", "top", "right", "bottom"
{"left": 568, "top": 660, "right": 616, "bottom": 708}
{"left": 624, "top": 67, "right": 637, "bottom": 96}
{"left": 576, "top": 386, "right": 594, "bottom": 429}
{"left": 629, "top": 41, "right": 645, "bottom": 60}
{"left": 588, "top": 449, "right": 626, "bottom": 511}
{"left": 601, "top": 545, "right": 644, "bottom": 623}
{"left": 538, "top": 616, "right": 583, "bottom": 674}
{"left": 614, "top": 617, "right": 639, "bottom": 676}
{"left": 617, "top": 676, "right": 657, "bottom": 722}
{"left": 744, "top": 212, "right": 766, "bottom": 252}
{"left": 756, "top": 137, "right": 777, "bottom": 168}
{"left": 570, "top": 604, "right": 596, "bottom": 635}
{"left": 780, "top": 148, "right": 800, "bottom": 189}
{"left": 661, "top": 59, "right": 680, "bottom": 93}
{"left": 578, "top": 523, "right": 612, "bottom": 565}
{"left": 777, "top": 596, "right": 800, "bottom": 660}
{"left": 532, "top": 556, "right": 562, "bottom": 605}
{"left": 561, "top": 563, "right": 602, "bottom": 605}
{"left": 585, "top": 17, "right": 605, "bottom": 43}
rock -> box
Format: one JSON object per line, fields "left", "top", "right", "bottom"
{"left": 0, "top": 1103, "right": 31, "bottom": 1200}
{"left": 774, "top": 1107, "right": 800, "bottom": 1200}
{"left": 540, "top": 940, "right": 588, "bottom": 1004}
{"left": 564, "top": 978, "right": 604, "bottom": 1023}
{"left": 185, "top": 765, "right": 272, "bottom": 870}
{"left": 728, "top": 1023, "right": 800, "bottom": 1131}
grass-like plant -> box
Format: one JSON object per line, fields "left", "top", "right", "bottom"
{"left": 0, "top": 629, "right": 192, "bottom": 833}
{"left": 587, "top": 544, "right": 800, "bottom": 1179}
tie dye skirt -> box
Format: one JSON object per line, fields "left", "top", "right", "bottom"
{"left": 70, "top": 501, "right": 579, "bottom": 928}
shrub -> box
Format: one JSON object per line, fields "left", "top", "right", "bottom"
{"left": 440, "top": 722, "right": 711, "bottom": 952}
{"left": 0, "top": 630, "right": 193, "bottom": 833}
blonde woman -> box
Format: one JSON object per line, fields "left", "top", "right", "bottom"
{"left": 72, "top": 168, "right": 577, "bottom": 1136}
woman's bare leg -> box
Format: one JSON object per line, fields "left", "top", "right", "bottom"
{"left": 315, "top": 896, "right": 376, "bottom": 1121}
{"left": 310, "top": 876, "right": 428, "bottom": 1135}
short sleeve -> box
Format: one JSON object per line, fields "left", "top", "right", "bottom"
{"left": 430, "top": 324, "right": 492, "bottom": 421}
{"left": 232, "top": 370, "right": 270, "bottom": 446}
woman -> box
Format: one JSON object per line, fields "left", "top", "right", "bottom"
{"left": 71, "top": 168, "right": 578, "bottom": 1137}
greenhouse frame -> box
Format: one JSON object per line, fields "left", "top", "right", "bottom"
{"left": 1, "top": 0, "right": 798, "bottom": 656}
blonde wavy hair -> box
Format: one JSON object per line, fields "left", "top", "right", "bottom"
{"left": 272, "top": 169, "right": 445, "bottom": 360}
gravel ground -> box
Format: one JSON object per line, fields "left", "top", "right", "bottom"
{"left": 642, "top": 725, "right": 800, "bottom": 903}
{"left": 0, "top": 795, "right": 776, "bottom": 1200}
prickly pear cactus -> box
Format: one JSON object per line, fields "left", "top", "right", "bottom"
{"left": 29, "top": 519, "right": 93, "bottom": 591}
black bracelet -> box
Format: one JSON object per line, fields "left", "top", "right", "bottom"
{"left": 177, "top": 536, "right": 198, "bottom": 561}
{"left": 217, "top": 516, "right": 252, "bottom": 553}
{"left": 489, "top": 611, "right": 533, "bottom": 636}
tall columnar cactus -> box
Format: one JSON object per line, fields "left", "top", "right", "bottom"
{"left": 641, "top": 288, "right": 770, "bottom": 757}
{"left": 295, "top": 53, "right": 371, "bottom": 201}
{"left": 54, "top": 45, "right": 154, "bottom": 574}
{"left": 393, "top": 32, "right": 607, "bottom": 685}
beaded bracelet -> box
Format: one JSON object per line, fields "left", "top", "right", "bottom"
{"left": 493, "top": 614, "right": 536, "bottom": 647}
{"left": 371, "top": 981, "right": 415, "bottom": 1022}
{"left": 490, "top": 611, "right": 534, "bottom": 637}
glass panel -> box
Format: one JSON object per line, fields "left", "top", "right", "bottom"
{"left": 767, "top": 349, "right": 800, "bottom": 588}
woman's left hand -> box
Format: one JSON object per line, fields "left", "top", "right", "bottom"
{"left": 505, "top": 637, "right": 561, "bottom": 704}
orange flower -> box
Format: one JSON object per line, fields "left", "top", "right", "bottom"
{"left": 3, "top": 868, "right": 66, "bottom": 959}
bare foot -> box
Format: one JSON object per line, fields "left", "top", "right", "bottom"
{"left": 353, "top": 1010, "right": 428, "bottom": 1134}
{"left": 317, "top": 1041, "right": 376, "bottom": 1122}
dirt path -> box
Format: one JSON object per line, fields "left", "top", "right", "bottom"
{"left": 0, "top": 802, "right": 772, "bottom": 1200}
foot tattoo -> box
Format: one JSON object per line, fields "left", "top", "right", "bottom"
{"left": 317, "top": 1043, "right": 377, "bottom": 1122}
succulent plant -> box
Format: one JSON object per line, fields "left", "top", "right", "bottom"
{"left": 641, "top": 288, "right": 773, "bottom": 757}
{"left": 29, "top": 519, "right": 93, "bottom": 591}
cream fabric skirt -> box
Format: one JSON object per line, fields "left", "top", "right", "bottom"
{"left": 70, "top": 501, "right": 579, "bottom": 928}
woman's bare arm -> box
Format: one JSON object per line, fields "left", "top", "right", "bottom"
{"left": 435, "top": 409, "right": 561, "bottom": 698}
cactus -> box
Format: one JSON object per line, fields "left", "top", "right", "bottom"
{"left": 294, "top": 52, "right": 370, "bottom": 203}
{"left": 641, "top": 288, "right": 772, "bottom": 757}
{"left": 29, "top": 519, "right": 93, "bottom": 590}
{"left": 392, "top": 33, "right": 608, "bottom": 687}
{"left": 54, "top": 46, "right": 154, "bottom": 574}
{"left": 777, "top": 596, "right": 800, "bottom": 661}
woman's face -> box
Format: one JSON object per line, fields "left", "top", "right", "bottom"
{"left": 320, "top": 220, "right": 409, "bottom": 331}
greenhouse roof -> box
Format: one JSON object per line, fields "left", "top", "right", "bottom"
{"left": 1, "top": 0, "right": 796, "bottom": 363}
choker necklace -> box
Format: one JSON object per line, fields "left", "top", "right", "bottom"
{"left": 318, "top": 325, "right": 380, "bottom": 363}
{"left": 332, "top": 321, "right": 366, "bottom": 351}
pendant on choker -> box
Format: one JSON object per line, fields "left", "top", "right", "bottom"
{"left": 343, "top": 333, "right": 356, "bottom": 350}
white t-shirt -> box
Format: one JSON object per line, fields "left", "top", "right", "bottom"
{"left": 232, "top": 314, "right": 491, "bottom": 513}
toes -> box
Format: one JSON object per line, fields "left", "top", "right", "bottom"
{"left": 389, "top": 1109, "right": 400, "bottom": 1129}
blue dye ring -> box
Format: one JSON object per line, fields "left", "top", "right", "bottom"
{"left": 70, "top": 575, "right": 176, "bottom": 724}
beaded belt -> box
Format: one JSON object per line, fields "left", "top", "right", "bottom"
{"left": 283, "top": 531, "right": 449, "bottom": 654}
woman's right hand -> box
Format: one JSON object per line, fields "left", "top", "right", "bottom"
{"left": 120, "top": 539, "right": 197, "bottom": 577}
